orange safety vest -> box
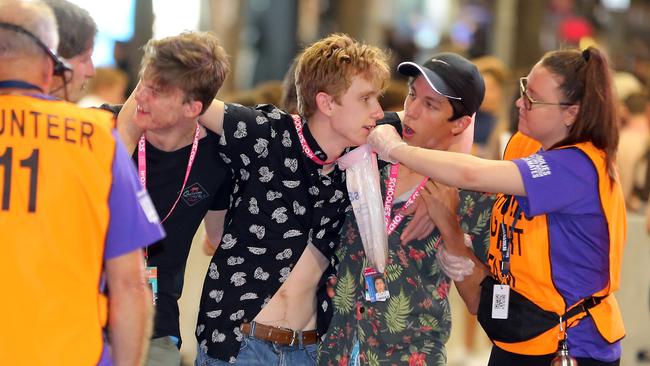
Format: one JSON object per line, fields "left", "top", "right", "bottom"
{"left": 0, "top": 95, "right": 115, "bottom": 365}
{"left": 486, "top": 132, "right": 626, "bottom": 355}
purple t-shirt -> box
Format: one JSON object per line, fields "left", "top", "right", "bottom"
{"left": 513, "top": 147, "right": 620, "bottom": 361}
{"left": 99, "top": 131, "right": 166, "bottom": 365}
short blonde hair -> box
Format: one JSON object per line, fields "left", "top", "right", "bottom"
{"left": 295, "top": 33, "right": 390, "bottom": 118}
{"left": 141, "top": 31, "right": 230, "bottom": 114}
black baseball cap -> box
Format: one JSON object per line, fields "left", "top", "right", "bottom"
{"left": 398, "top": 52, "right": 486, "bottom": 116}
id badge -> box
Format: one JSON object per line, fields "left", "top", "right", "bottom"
{"left": 491, "top": 284, "right": 509, "bottom": 319}
{"left": 146, "top": 266, "right": 158, "bottom": 305}
{"left": 363, "top": 268, "right": 390, "bottom": 303}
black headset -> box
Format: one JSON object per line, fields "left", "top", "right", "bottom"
{"left": 0, "top": 22, "right": 72, "bottom": 78}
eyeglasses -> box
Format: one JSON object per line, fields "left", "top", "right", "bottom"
{"left": 519, "top": 77, "right": 573, "bottom": 111}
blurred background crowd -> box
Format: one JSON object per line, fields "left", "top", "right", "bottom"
{"left": 72, "top": 0, "right": 650, "bottom": 215}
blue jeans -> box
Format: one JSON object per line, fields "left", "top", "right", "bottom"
{"left": 195, "top": 336, "right": 317, "bottom": 366}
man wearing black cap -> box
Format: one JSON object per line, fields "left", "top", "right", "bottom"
{"left": 319, "top": 53, "right": 495, "bottom": 365}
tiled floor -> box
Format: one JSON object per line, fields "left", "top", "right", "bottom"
{"left": 179, "top": 213, "right": 650, "bottom": 365}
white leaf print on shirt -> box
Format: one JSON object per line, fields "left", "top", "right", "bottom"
{"left": 330, "top": 190, "right": 344, "bottom": 203}
{"left": 282, "top": 130, "right": 292, "bottom": 147}
{"left": 208, "top": 263, "right": 219, "bottom": 279}
{"left": 308, "top": 186, "right": 319, "bottom": 196}
{"left": 254, "top": 138, "right": 269, "bottom": 158}
{"left": 248, "top": 247, "right": 267, "bottom": 255}
{"left": 275, "top": 248, "right": 292, "bottom": 260}
{"left": 284, "top": 158, "right": 298, "bottom": 172}
{"left": 218, "top": 152, "right": 231, "bottom": 164}
{"left": 283, "top": 180, "right": 300, "bottom": 188}
{"left": 212, "top": 329, "right": 226, "bottom": 343}
{"left": 234, "top": 327, "right": 244, "bottom": 342}
{"left": 240, "top": 169, "right": 249, "bottom": 181}
{"left": 248, "top": 197, "right": 259, "bottom": 214}
{"left": 279, "top": 267, "right": 291, "bottom": 282}
{"left": 259, "top": 167, "right": 274, "bottom": 183}
{"left": 283, "top": 229, "right": 302, "bottom": 238}
{"left": 226, "top": 256, "right": 244, "bottom": 265}
{"left": 221, "top": 234, "right": 237, "bottom": 249}
{"left": 293, "top": 201, "right": 306, "bottom": 215}
{"left": 196, "top": 324, "right": 205, "bottom": 336}
{"left": 240, "top": 153, "right": 250, "bottom": 166}
{"left": 254, "top": 267, "right": 269, "bottom": 280}
{"left": 233, "top": 121, "right": 247, "bottom": 138}
{"left": 249, "top": 224, "right": 265, "bottom": 239}
{"left": 229, "top": 310, "right": 245, "bottom": 321}
{"left": 268, "top": 109, "right": 282, "bottom": 119}
{"left": 230, "top": 272, "right": 247, "bottom": 286}
{"left": 206, "top": 310, "right": 222, "bottom": 318}
{"left": 240, "top": 293, "right": 258, "bottom": 300}
{"left": 266, "top": 191, "right": 282, "bottom": 201}
{"left": 209, "top": 289, "right": 224, "bottom": 303}
{"left": 271, "top": 207, "right": 288, "bottom": 223}
{"left": 256, "top": 115, "right": 268, "bottom": 124}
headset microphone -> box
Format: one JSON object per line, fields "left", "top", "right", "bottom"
{"left": 0, "top": 22, "right": 72, "bottom": 91}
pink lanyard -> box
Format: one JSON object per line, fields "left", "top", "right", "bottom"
{"left": 384, "top": 164, "right": 428, "bottom": 236}
{"left": 292, "top": 114, "right": 336, "bottom": 165}
{"left": 137, "top": 123, "right": 201, "bottom": 225}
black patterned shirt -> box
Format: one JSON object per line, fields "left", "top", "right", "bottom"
{"left": 196, "top": 103, "right": 351, "bottom": 362}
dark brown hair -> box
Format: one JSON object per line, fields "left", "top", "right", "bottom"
{"left": 141, "top": 31, "right": 230, "bottom": 114}
{"left": 43, "top": 0, "right": 96, "bottom": 58}
{"left": 542, "top": 47, "right": 618, "bottom": 182}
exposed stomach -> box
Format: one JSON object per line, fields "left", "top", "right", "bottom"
{"left": 253, "top": 243, "right": 328, "bottom": 331}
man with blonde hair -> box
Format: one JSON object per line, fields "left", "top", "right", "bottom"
{"left": 195, "top": 32, "right": 391, "bottom": 365}
{"left": 0, "top": 0, "right": 164, "bottom": 365}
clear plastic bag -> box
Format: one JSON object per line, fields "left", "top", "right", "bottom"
{"left": 338, "top": 144, "right": 389, "bottom": 273}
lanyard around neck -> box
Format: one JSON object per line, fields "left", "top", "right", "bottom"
{"left": 137, "top": 123, "right": 201, "bottom": 225}
{"left": 384, "top": 164, "right": 428, "bottom": 236}
{"left": 291, "top": 114, "right": 336, "bottom": 165}
{"left": 500, "top": 198, "right": 523, "bottom": 279}
{"left": 0, "top": 79, "right": 44, "bottom": 93}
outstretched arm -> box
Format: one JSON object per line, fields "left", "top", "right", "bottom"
{"left": 105, "top": 249, "right": 152, "bottom": 366}
{"left": 197, "top": 99, "right": 226, "bottom": 135}
{"left": 117, "top": 87, "right": 227, "bottom": 152}
{"left": 369, "top": 125, "right": 525, "bottom": 196}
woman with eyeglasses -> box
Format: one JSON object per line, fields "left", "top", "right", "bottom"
{"left": 367, "top": 46, "right": 625, "bottom": 366}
